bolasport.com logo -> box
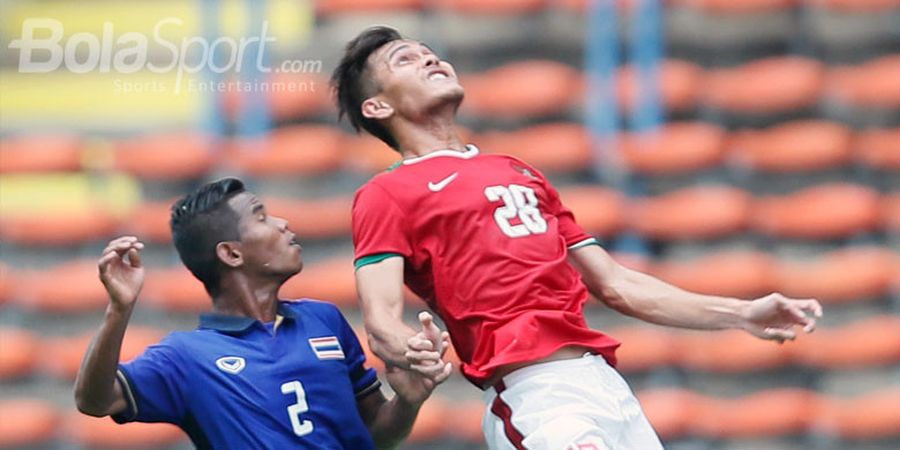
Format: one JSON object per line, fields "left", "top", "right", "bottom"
{"left": 7, "top": 17, "right": 322, "bottom": 94}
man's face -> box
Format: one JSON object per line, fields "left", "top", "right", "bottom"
{"left": 365, "top": 39, "right": 464, "bottom": 120}
{"left": 227, "top": 192, "right": 303, "bottom": 279}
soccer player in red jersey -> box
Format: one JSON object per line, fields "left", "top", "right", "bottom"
{"left": 332, "top": 27, "right": 823, "bottom": 449}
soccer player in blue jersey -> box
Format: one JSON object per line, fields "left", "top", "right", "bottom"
{"left": 74, "top": 177, "right": 452, "bottom": 450}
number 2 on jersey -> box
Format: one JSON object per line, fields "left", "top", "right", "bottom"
{"left": 484, "top": 184, "right": 548, "bottom": 237}
{"left": 281, "top": 380, "right": 314, "bottom": 437}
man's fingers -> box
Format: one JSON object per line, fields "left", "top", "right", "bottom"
{"left": 405, "top": 349, "right": 441, "bottom": 365}
{"left": 801, "top": 299, "right": 823, "bottom": 318}
{"left": 407, "top": 336, "right": 434, "bottom": 351}
{"left": 102, "top": 236, "right": 138, "bottom": 254}
{"left": 97, "top": 251, "right": 119, "bottom": 273}
{"left": 127, "top": 247, "right": 143, "bottom": 268}
{"left": 764, "top": 327, "right": 796, "bottom": 341}
{"left": 433, "top": 362, "right": 453, "bottom": 384}
{"left": 410, "top": 361, "right": 450, "bottom": 378}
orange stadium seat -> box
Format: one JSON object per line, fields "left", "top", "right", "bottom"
{"left": 435, "top": 0, "right": 546, "bottom": 14}
{"left": 729, "top": 120, "right": 854, "bottom": 172}
{"left": 462, "top": 61, "right": 581, "bottom": 119}
{"left": 447, "top": 400, "right": 486, "bottom": 443}
{"left": 693, "top": 389, "right": 816, "bottom": 439}
{"left": 807, "top": 0, "right": 900, "bottom": 11}
{"left": 223, "top": 73, "right": 331, "bottom": 121}
{"left": 342, "top": 134, "right": 402, "bottom": 173}
{"left": 0, "top": 134, "right": 82, "bottom": 173}
{"left": 557, "top": 186, "right": 625, "bottom": 238}
{"left": 607, "top": 326, "right": 677, "bottom": 373}
{"left": 618, "top": 60, "right": 703, "bottom": 113}
{"left": 478, "top": 123, "right": 591, "bottom": 173}
{"left": 0, "top": 328, "right": 39, "bottom": 380}
{"left": 776, "top": 247, "right": 895, "bottom": 304}
{"left": 620, "top": 122, "right": 726, "bottom": 175}
{"left": 0, "top": 207, "right": 119, "bottom": 246}
{"left": 816, "top": 388, "right": 900, "bottom": 440}
{"left": 14, "top": 261, "right": 109, "bottom": 313}
{"left": 264, "top": 196, "right": 352, "bottom": 240}
{"left": 676, "top": 329, "right": 793, "bottom": 373}
{"left": 753, "top": 183, "right": 881, "bottom": 239}
{"left": 407, "top": 395, "right": 449, "bottom": 443}
{"left": 636, "top": 389, "right": 703, "bottom": 441}
{"left": 114, "top": 132, "right": 215, "bottom": 181}
{"left": 41, "top": 326, "right": 165, "bottom": 380}
{"left": 882, "top": 192, "right": 900, "bottom": 232}
{"left": 703, "top": 57, "right": 824, "bottom": 114}
{"left": 229, "top": 125, "right": 342, "bottom": 176}
{"left": 671, "top": 0, "right": 797, "bottom": 13}
{"left": 0, "top": 399, "right": 60, "bottom": 448}
{"left": 0, "top": 264, "right": 10, "bottom": 306}
{"left": 651, "top": 251, "right": 777, "bottom": 298}
{"left": 65, "top": 411, "right": 186, "bottom": 449}
{"left": 630, "top": 185, "right": 751, "bottom": 240}
{"left": 317, "top": 0, "right": 423, "bottom": 15}
{"left": 856, "top": 127, "right": 900, "bottom": 170}
{"left": 826, "top": 54, "right": 900, "bottom": 109}
{"left": 142, "top": 267, "right": 209, "bottom": 313}
{"left": 789, "top": 315, "right": 900, "bottom": 369}
{"left": 124, "top": 199, "right": 175, "bottom": 243}
{"left": 279, "top": 255, "right": 358, "bottom": 308}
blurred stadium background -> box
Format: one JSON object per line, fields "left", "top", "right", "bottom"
{"left": 0, "top": 0, "right": 898, "bottom": 449}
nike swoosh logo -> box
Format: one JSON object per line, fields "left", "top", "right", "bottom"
{"left": 428, "top": 172, "right": 459, "bottom": 192}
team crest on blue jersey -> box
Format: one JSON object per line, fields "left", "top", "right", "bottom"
{"left": 215, "top": 356, "right": 246, "bottom": 374}
{"left": 308, "top": 337, "right": 345, "bottom": 360}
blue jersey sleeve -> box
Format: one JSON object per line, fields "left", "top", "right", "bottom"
{"left": 112, "top": 337, "right": 188, "bottom": 425}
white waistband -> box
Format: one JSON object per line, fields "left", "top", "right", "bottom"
{"left": 498, "top": 353, "right": 605, "bottom": 391}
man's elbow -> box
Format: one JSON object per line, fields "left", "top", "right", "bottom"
{"left": 74, "top": 386, "right": 111, "bottom": 417}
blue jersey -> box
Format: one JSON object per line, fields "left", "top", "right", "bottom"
{"left": 113, "top": 300, "right": 380, "bottom": 450}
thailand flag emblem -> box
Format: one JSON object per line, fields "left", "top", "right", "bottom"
{"left": 309, "top": 336, "right": 345, "bottom": 360}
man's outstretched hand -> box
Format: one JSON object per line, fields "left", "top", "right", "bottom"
{"left": 741, "top": 293, "right": 823, "bottom": 343}
{"left": 385, "top": 312, "right": 452, "bottom": 405}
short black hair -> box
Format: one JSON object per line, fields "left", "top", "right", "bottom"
{"left": 331, "top": 26, "right": 403, "bottom": 151}
{"left": 170, "top": 177, "right": 245, "bottom": 297}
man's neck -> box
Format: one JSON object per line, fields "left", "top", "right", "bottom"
{"left": 212, "top": 275, "right": 281, "bottom": 323}
{"left": 393, "top": 106, "right": 465, "bottom": 159}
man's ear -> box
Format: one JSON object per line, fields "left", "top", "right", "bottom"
{"left": 362, "top": 97, "right": 394, "bottom": 120}
{"left": 216, "top": 241, "right": 243, "bottom": 268}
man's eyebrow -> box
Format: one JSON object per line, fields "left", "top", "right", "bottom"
{"left": 387, "top": 43, "right": 411, "bottom": 62}
{"left": 252, "top": 203, "right": 264, "bottom": 214}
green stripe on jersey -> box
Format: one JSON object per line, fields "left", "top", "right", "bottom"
{"left": 354, "top": 253, "right": 403, "bottom": 270}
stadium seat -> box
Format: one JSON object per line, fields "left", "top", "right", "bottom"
{"left": 826, "top": 54, "right": 900, "bottom": 110}
{"left": 807, "top": 0, "right": 900, "bottom": 11}
{"left": 620, "top": 122, "right": 726, "bottom": 175}
{"left": 114, "top": 132, "right": 215, "bottom": 181}
{"left": 629, "top": 185, "right": 751, "bottom": 240}
{"left": 702, "top": 56, "right": 824, "bottom": 114}
{"left": 617, "top": 60, "right": 703, "bottom": 113}
{"left": 0, "top": 134, "right": 82, "bottom": 173}
{"left": 752, "top": 183, "right": 881, "bottom": 239}
{"left": 856, "top": 127, "right": 900, "bottom": 171}
{"left": 41, "top": 326, "right": 165, "bottom": 380}
{"left": 557, "top": 186, "right": 625, "bottom": 238}
{"left": 776, "top": 247, "right": 895, "bottom": 304}
{"left": 462, "top": 61, "right": 581, "bottom": 119}
{"left": 142, "top": 267, "right": 210, "bottom": 313}
{"left": 729, "top": 120, "right": 854, "bottom": 172}
{"left": 0, "top": 399, "right": 59, "bottom": 448}
{"left": 342, "top": 134, "right": 402, "bottom": 174}
{"left": 0, "top": 328, "right": 38, "bottom": 380}
{"left": 789, "top": 315, "right": 900, "bottom": 369}
{"left": 435, "top": 0, "right": 546, "bottom": 14}
{"left": 0, "top": 264, "right": 11, "bottom": 306}
{"left": 14, "top": 261, "right": 109, "bottom": 313}
{"left": 407, "top": 395, "right": 449, "bottom": 443}
{"left": 65, "top": 411, "right": 186, "bottom": 449}
{"left": 279, "top": 255, "right": 358, "bottom": 308}
{"left": 124, "top": 200, "right": 175, "bottom": 243}
{"left": 317, "top": 0, "right": 423, "bottom": 15}
{"left": 229, "top": 125, "right": 342, "bottom": 176}
{"left": 882, "top": 192, "right": 900, "bottom": 232}
{"left": 479, "top": 123, "right": 591, "bottom": 173}
{"left": 264, "top": 196, "right": 353, "bottom": 240}
{"left": 223, "top": 73, "right": 330, "bottom": 122}
{"left": 676, "top": 329, "right": 792, "bottom": 373}
{"left": 651, "top": 251, "right": 777, "bottom": 298}
{"left": 636, "top": 388, "right": 703, "bottom": 441}
{"left": 671, "top": 0, "right": 796, "bottom": 13}
{"left": 0, "top": 206, "right": 119, "bottom": 246}
{"left": 447, "top": 400, "right": 486, "bottom": 443}
{"left": 693, "top": 389, "right": 816, "bottom": 439}
{"left": 816, "top": 388, "right": 900, "bottom": 440}
{"left": 607, "top": 326, "right": 676, "bottom": 373}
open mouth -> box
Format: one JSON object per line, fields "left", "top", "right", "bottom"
{"left": 427, "top": 69, "right": 450, "bottom": 81}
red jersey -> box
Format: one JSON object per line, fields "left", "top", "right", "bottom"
{"left": 352, "top": 145, "right": 620, "bottom": 387}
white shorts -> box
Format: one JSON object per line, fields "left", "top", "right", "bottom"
{"left": 482, "top": 353, "right": 664, "bottom": 450}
